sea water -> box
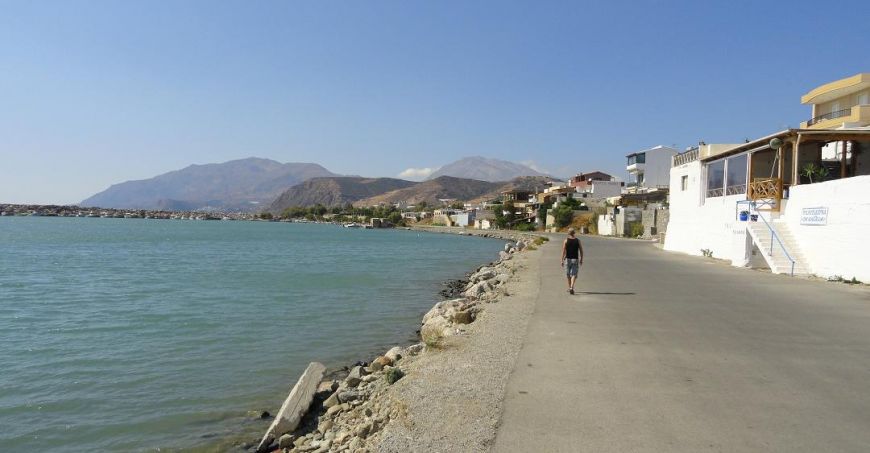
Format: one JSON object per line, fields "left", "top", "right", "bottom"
{"left": 0, "top": 217, "right": 503, "bottom": 452}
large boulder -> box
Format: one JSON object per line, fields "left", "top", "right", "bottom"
{"left": 452, "top": 310, "right": 475, "bottom": 324}
{"left": 256, "top": 362, "right": 326, "bottom": 453}
{"left": 385, "top": 346, "right": 403, "bottom": 363}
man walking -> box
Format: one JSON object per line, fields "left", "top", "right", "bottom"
{"left": 561, "top": 229, "right": 583, "bottom": 294}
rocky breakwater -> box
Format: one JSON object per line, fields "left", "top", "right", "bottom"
{"left": 253, "top": 234, "right": 543, "bottom": 453}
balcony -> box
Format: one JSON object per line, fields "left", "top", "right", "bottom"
{"left": 626, "top": 162, "right": 645, "bottom": 173}
{"left": 801, "top": 105, "right": 870, "bottom": 129}
{"left": 748, "top": 177, "right": 781, "bottom": 199}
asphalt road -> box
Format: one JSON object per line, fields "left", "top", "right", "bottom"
{"left": 493, "top": 234, "right": 870, "bottom": 453}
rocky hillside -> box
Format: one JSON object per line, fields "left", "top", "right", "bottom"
{"left": 268, "top": 177, "right": 417, "bottom": 211}
{"left": 356, "top": 176, "right": 500, "bottom": 207}
{"left": 427, "top": 156, "right": 548, "bottom": 182}
{"left": 82, "top": 158, "right": 336, "bottom": 211}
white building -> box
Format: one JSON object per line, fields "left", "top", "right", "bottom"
{"left": 626, "top": 145, "right": 679, "bottom": 192}
{"left": 665, "top": 130, "right": 870, "bottom": 282}
{"left": 568, "top": 171, "right": 624, "bottom": 199}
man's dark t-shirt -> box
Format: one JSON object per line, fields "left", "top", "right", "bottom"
{"left": 565, "top": 237, "right": 580, "bottom": 259}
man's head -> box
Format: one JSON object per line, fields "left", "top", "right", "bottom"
{"left": 568, "top": 228, "right": 576, "bottom": 237}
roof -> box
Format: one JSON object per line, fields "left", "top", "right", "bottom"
{"left": 700, "top": 128, "right": 870, "bottom": 162}
{"left": 626, "top": 145, "right": 679, "bottom": 158}
{"left": 475, "top": 210, "right": 496, "bottom": 220}
{"left": 801, "top": 73, "right": 870, "bottom": 105}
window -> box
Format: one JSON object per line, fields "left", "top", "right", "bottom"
{"left": 681, "top": 175, "right": 688, "bottom": 191}
{"left": 627, "top": 153, "right": 646, "bottom": 166}
{"left": 725, "top": 154, "right": 747, "bottom": 195}
{"left": 706, "top": 160, "right": 725, "bottom": 197}
{"left": 859, "top": 92, "right": 870, "bottom": 106}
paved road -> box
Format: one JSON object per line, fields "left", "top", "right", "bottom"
{"left": 494, "top": 235, "right": 870, "bottom": 453}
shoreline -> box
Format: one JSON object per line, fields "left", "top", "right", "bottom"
{"left": 246, "top": 227, "right": 546, "bottom": 453}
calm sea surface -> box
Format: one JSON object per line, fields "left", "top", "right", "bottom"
{"left": 0, "top": 217, "right": 504, "bottom": 452}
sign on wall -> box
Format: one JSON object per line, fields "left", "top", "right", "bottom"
{"left": 800, "top": 207, "right": 828, "bottom": 225}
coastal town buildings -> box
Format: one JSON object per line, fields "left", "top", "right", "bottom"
{"left": 625, "top": 145, "right": 679, "bottom": 193}
{"left": 665, "top": 73, "right": 870, "bottom": 281}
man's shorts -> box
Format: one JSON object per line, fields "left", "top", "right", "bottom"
{"left": 566, "top": 258, "right": 580, "bottom": 277}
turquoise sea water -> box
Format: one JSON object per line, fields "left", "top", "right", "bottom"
{"left": 0, "top": 217, "right": 503, "bottom": 452}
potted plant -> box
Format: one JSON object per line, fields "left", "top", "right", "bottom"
{"left": 801, "top": 163, "right": 830, "bottom": 184}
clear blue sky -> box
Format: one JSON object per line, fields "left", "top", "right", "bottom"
{"left": 1, "top": 0, "right": 868, "bottom": 204}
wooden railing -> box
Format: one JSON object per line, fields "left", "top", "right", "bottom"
{"left": 748, "top": 177, "right": 782, "bottom": 201}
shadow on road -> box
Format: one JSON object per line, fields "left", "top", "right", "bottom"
{"left": 575, "top": 291, "right": 636, "bottom": 296}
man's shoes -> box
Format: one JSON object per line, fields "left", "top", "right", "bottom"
{"left": 569, "top": 288, "right": 574, "bottom": 295}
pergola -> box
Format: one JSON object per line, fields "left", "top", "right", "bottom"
{"left": 702, "top": 129, "right": 870, "bottom": 210}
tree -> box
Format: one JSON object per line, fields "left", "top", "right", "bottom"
{"left": 504, "top": 201, "right": 516, "bottom": 225}
{"left": 450, "top": 201, "right": 465, "bottom": 210}
{"left": 387, "top": 211, "right": 403, "bottom": 226}
{"left": 259, "top": 212, "right": 274, "bottom": 220}
{"left": 552, "top": 204, "right": 574, "bottom": 228}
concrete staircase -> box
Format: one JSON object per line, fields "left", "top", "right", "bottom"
{"left": 746, "top": 220, "right": 810, "bottom": 276}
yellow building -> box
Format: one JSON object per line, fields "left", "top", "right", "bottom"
{"left": 800, "top": 73, "right": 870, "bottom": 129}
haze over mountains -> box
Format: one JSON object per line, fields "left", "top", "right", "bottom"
{"left": 426, "top": 156, "right": 549, "bottom": 181}
{"left": 81, "top": 156, "right": 554, "bottom": 211}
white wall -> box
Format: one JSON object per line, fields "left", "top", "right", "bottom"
{"left": 664, "top": 160, "right": 751, "bottom": 265}
{"left": 586, "top": 181, "right": 623, "bottom": 198}
{"left": 598, "top": 213, "right": 616, "bottom": 236}
{"left": 643, "top": 146, "right": 678, "bottom": 188}
{"left": 782, "top": 175, "right": 870, "bottom": 281}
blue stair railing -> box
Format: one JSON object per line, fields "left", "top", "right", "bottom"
{"left": 736, "top": 200, "right": 796, "bottom": 276}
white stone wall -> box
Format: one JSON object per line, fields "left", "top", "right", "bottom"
{"left": 782, "top": 175, "right": 870, "bottom": 282}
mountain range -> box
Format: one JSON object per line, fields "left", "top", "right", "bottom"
{"left": 81, "top": 156, "right": 554, "bottom": 211}
{"left": 81, "top": 158, "right": 336, "bottom": 211}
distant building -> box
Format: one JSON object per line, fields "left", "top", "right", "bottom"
{"left": 474, "top": 210, "right": 495, "bottom": 230}
{"left": 449, "top": 211, "right": 475, "bottom": 227}
{"left": 626, "top": 145, "right": 679, "bottom": 192}
{"left": 568, "top": 171, "right": 623, "bottom": 199}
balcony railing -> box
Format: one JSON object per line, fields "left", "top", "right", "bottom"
{"left": 725, "top": 184, "right": 747, "bottom": 196}
{"left": 807, "top": 108, "right": 851, "bottom": 126}
{"left": 672, "top": 148, "right": 699, "bottom": 167}
{"left": 748, "top": 177, "right": 782, "bottom": 201}
{"left": 706, "top": 187, "right": 724, "bottom": 198}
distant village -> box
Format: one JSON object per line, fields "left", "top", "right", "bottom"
{"left": 5, "top": 73, "right": 869, "bottom": 282}
{"left": 0, "top": 205, "right": 258, "bottom": 221}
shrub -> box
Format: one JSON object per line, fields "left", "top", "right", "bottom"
{"left": 384, "top": 368, "right": 405, "bottom": 385}
{"left": 422, "top": 329, "right": 442, "bottom": 348}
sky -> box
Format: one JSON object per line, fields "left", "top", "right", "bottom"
{"left": 1, "top": 0, "right": 868, "bottom": 204}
